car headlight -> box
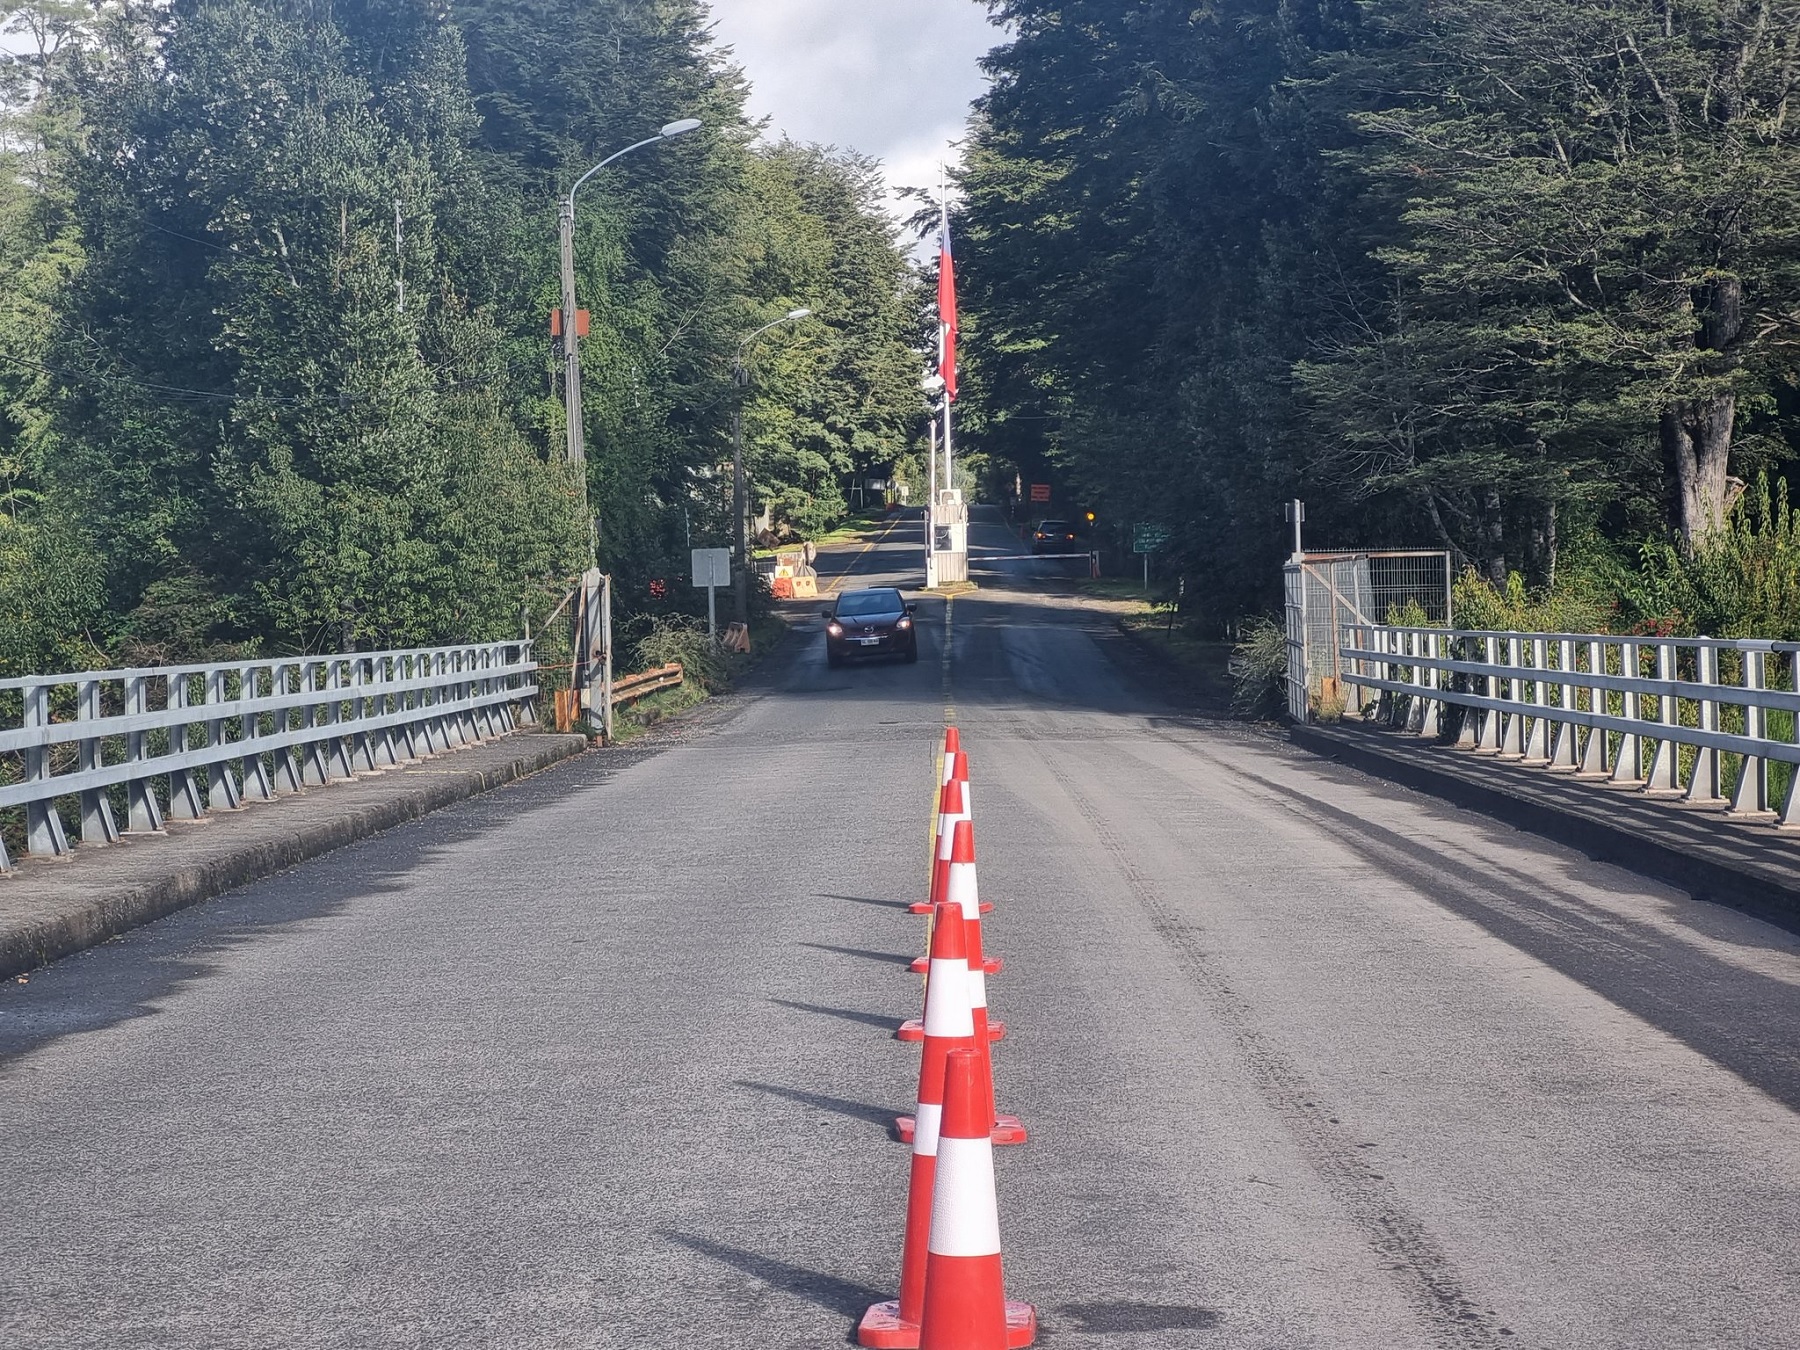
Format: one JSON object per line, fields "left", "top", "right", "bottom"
{"left": 826, "top": 622, "right": 843, "bottom": 636}
{"left": 896, "top": 617, "right": 912, "bottom": 630}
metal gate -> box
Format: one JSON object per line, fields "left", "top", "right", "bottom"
{"left": 1283, "top": 551, "right": 1450, "bottom": 721}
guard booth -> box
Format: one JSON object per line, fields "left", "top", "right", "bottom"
{"left": 930, "top": 489, "right": 969, "bottom": 585}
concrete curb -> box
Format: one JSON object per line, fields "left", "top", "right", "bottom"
{"left": 1290, "top": 721, "right": 1800, "bottom": 933}
{"left": 0, "top": 732, "right": 589, "bottom": 979}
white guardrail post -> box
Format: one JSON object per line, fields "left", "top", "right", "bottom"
{"left": 1335, "top": 625, "right": 1800, "bottom": 830}
{"left": 0, "top": 642, "right": 537, "bottom": 873}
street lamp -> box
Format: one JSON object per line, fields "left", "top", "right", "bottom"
{"left": 558, "top": 117, "right": 703, "bottom": 492}
{"left": 557, "top": 117, "right": 699, "bottom": 743}
{"left": 732, "top": 306, "right": 813, "bottom": 623}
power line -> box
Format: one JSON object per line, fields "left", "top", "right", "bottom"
{"left": 0, "top": 349, "right": 300, "bottom": 404}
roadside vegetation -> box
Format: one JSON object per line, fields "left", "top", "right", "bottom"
{"left": 0, "top": 0, "right": 922, "bottom": 677}
{"left": 952, "top": 1, "right": 1800, "bottom": 652}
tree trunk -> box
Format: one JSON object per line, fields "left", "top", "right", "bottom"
{"left": 1529, "top": 498, "right": 1557, "bottom": 592}
{"left": 1666, "top": 394, "right": 1736, "bottom": 550}
{"left": 1481, "top": 486, "right": 1506, "bottom": 585}
{"left": 1668, "top": 274, "right": 1744, "bottom": 551}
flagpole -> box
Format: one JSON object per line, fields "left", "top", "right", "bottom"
{"left": 939, "top": 166, "right": 954, "bottom": 497}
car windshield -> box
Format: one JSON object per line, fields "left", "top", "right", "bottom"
{"left": 1039, "top": 520, "right": 1069, "bottom": 532}
{"left": 836, "top": 590, "right": 903, "bottom": 618}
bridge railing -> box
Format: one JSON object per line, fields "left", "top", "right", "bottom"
{"left": 0, "top": 642, "right": 537, "bottom": 870}
{"left": 1339, "top": 625, "right": 1800, "bottom": 825}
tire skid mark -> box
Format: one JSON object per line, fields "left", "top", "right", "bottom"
{"left": 1037, "top": 750, "right": 1511, "bottom": 1350}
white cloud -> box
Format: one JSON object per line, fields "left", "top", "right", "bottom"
{"left": 705, "top": 0, "right": 1000, "bottom": 222}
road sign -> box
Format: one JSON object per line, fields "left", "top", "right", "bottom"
{"left": 1133, "top": 524, "right": 1170, "bottom": 554}
{"left": 1029, "top": 483, "right": 1051, "bottom": 503}
{"left": 691, "top": 548, "right": 731, "bottom": 588}
{"left": 692, "top": 547, "right": 731, "bottom": 638}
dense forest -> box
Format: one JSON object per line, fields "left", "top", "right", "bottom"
{"left": 13, "top": 0, "right": 1800, "bottom": 677}
{"left": 0, "top": 0, "right": 921, "bottom": 675}
{"left": 954, "top": 0, "right": 1800, "bottom": 637}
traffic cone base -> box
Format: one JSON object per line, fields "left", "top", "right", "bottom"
{"left": 912, "top": 954, "right": 1001, "bottom": 976}
{"left": 894, "top": 1112, "right": 1028, "bottom": 1147}
{"left": 858, "top": 1301, "right": 1035, "bottom": 1350}
{"left": 910, "top": 900, "right": 993, "bottom": 915}
{"left": 897, "top": 1016, "right": 1003, "bottom": 1043}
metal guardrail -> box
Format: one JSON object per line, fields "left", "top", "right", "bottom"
{"left": 1339, "top": 625, "right": 1800, "bottom": 824}
{"left": 609, "top": 662, "right": 684, "bottom": 707}
{"left": 0, "top": 642, "right": 538, "bottom": 871}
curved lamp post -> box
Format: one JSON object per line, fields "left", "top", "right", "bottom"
{"left": 733, "top": 307, "right": 813, "bottom": 622}
{"left": 557, "top": 117, "right": 699, "bottom": 743}
{"left": 559, "top": 118, "right": 703, "bottom": 480}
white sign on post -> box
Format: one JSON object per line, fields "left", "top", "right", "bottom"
{"left": 692, "top": 547, "right": 731, "bottom": 638}
{"left": 691, "top": 548, "right": 731, "bottom": 588}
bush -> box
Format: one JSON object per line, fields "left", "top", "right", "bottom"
{"left": 1624, "top": 474, "right": 1800, "bottom": 639}
{"left": 1230, "top": 614, "right": 1288, "bottom": 719}
{"left": 632, "top": 613, "right": 731, "bottom": 692}
{"left": 1451, "top": 565, "right": 1619, "bottom": 635}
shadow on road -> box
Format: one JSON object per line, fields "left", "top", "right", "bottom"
{"left": 734, "top": 1079, "right": 900, "bottom": 1132}
{"left": 768, "top": 997, "right": 899, "bottom": 1031}
{"left": 797, "top": 941, "right": 915, "bottom": 967}
{"left": 661, "top": 1230, "right": 887, "bottom": 1318}
{"left": 1257, "top": 760, "right": 1800, "bottom": 1112}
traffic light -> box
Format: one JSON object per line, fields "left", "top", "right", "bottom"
{"left": 1085, "top": 511, "right": 1096, "bottom": 524}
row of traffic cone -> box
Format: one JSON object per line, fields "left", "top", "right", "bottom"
{"left": 860, "top": 728, "right": 1036, "bottom": 1349}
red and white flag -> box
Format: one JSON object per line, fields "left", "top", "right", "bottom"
{"left": 937, "top": 212, "right": 959, "bottom": 403}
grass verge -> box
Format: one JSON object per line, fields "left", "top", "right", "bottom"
{"left": 753, "top": 510, "right": 888, "bottom": 559}
{"left": 608, "top": 609, "right": 792, "bottom": 742}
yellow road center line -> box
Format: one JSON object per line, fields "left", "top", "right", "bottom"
{"left": 941, "top": 595, "right": 956, "bottom": 727}
{"left": 821, "top": 516, "right": 904, "bottom": 596}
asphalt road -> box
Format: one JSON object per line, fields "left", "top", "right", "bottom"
{"left": 5, "top": 506, "right": 1800, "bottom": 1349}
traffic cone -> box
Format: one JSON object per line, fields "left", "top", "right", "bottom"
{"left": 915, "top": 780, "right": 988, "bottom": 917}
{"left": 912, "top": 811, "right": 999, "bottom": 975}
{"left": 901, "top": 819, "right": 1004, "bottom": 1040}
{"left": 860, "top": 902, "right": 979, "bottom": 1349}
{"left": 919, "top": 1048, "right": 1036, "bottom": 1349}
{"left": 900, "top": 822, "right": 1026, "bottom": 1147}
{"left": 948, "top": 746, "right": 972, "bottom": 808}
{"left": 927, "top": 731, "right": 961, "bottom": 866}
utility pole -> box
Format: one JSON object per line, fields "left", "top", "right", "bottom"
{"left": 557, "top": 117, "right": 700, "bottom": 740}
{"left": 558, "top": 118, "right": 701, "bottom": 521}
{"left": 732, "top": 358, "right": 748, "bottom": 625}
{"left": 558, "top": 198, "right": 585, "bottom": 472}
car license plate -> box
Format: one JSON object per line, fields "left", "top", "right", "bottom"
{"left": 856, "top": 637, "right": 881, "bottom": 646}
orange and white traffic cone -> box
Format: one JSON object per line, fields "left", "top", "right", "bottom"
{"left": 914, "top": 779, "right": 991, "bottom": 923}
{"left": 947, "top": 746, "right": 972, "bottom": 812}
{"left": 919, "top": 1048, "right": 1036, "bottom": 1349}
{"left": 900, "top": 822, "right": 1026, "bottom": 1146}
{"left": 861, "top": 902, "right": 979, "bottom": 1349}
{"left": 901, "top": 818, "right": 1004, "bottom": 1041}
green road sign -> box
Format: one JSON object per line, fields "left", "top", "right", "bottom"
{"left": 1133, "top": 523, "right": 1170, "bottom": 554}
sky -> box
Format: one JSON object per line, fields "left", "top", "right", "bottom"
{"left": 704, "top": 0, "right": 1003, "bottom": 229}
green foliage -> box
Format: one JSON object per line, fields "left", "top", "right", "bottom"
{"left": 1450, "top": 567, "right": 1619, "bottom": 635}
{"left": 1627, "top": 475, "right": 1800, "bottom": 639}
{"left": 632, "top": 612, "right": 728, "bottom": 692}
{"left": 0, "top": 0, "right": 921, "bottom": 671}
{"left": 1230, "top": 614, "right": 1288, "bottom": 720}
{"left": 957, "top": 0, "right": 1800, "bottom": 620}
{"left": 0, "top": 509, "right": 107, "bottom": 677}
